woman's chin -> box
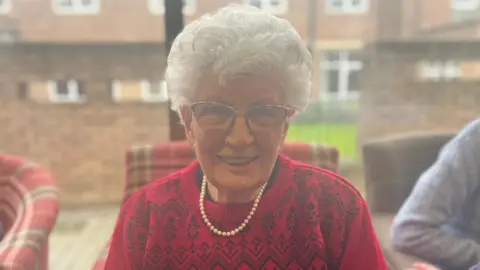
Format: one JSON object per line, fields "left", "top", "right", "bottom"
{"left": 211, "top": 174, "right": 263, "bottom": 191}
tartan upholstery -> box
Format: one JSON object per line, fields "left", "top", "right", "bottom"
{"left": 0, "top": 154, "right": 60, "bottom": 270}
{"left": 92, "top": 140, "right": 339, "bottom": 270}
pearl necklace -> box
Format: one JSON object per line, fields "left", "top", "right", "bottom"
{"left": 199, "top": 175, "right": 268, "bottom": 236}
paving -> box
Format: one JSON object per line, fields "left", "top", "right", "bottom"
{"left": 49, "top": 206, "right": 119, "bottom": 270}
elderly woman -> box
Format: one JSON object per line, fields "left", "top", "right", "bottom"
{"left": 105, "top": 4, "right": 387, "bottom": 269}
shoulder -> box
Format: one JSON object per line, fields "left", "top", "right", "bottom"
{"left": 290, "top": 160, "right": 365, "bottom": 210}
{"left": 435, "top": 119, "right": 480, "bottom": 168}
{"left": 447, "top": 119, "right": 480, "bottom": 151}
{"left": 121, "top": 161, "right": 198, "bottom": 216}
{"left": 448, "top": 119, "right": 480, "bottom": 147}
{"left": 461, "top": 119, "right": 480, "bottom": 134}
{"left": 128, "top": 163, "right": 196, "bottom": 202}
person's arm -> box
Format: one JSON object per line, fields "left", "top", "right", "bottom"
{"left": 391, "top": 120, "right": 480, "bottom": 269}
{"left": 104, "top": 190, "right": 150, "bottom": 270}
{"left": 470, "top": 263, "right": 480, "bottom": 270}
{"left": 337, "top": 199, "right": 388, "bottom": 270}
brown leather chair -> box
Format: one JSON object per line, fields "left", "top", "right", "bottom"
{"left": 362, "top": 132, "right": 455, "bottom": 270}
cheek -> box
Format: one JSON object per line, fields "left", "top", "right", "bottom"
{"left": 193, "top": 128, "right": 225, "bottom": 157}
{"left": 255, "top": 128, "right": 286, "bottom": 156}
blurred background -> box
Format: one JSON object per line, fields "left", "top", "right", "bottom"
{"left": 0, "top": 0, "right": 479, "bottom": 268}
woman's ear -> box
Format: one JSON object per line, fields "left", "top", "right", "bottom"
{"left": 180, "top": 106, "right": 195, "bottom": 146}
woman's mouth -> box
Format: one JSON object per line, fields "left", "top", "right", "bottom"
{"left": 217, "top": 155, "right": 259, "bottom": 166}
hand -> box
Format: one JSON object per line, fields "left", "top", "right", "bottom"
{"left": 407, "top": 263, "right": 440, "bottom": 270}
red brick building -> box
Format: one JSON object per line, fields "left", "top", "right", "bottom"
{"left": 1, "top": 0, "right": 473, "bottom": 205}
{"left": 360, "top": 0, "right": 480, "bottom": 141}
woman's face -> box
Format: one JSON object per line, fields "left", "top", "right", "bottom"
{"left": 183, "top": 74, "right": 290, "bottom": 192}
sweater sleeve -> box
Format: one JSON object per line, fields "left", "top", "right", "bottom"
{"left": 104, "top": 190, "right": 150, "bottom": 270}
{"left": 338, "top": 199, "right": 388, "bottom": 270}
{"left": 391, "top": 119, "right": 480, "bottom": 269}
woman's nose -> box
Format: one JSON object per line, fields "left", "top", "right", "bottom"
{"left": 225, "top": 116, "right": 255, "bottom": 147}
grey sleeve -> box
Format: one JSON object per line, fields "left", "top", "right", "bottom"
{"left": 391, "top": 119, "right": 480, "bottom": 269}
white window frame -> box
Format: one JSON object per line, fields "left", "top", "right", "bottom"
{"left": 325, "top": 0, "right": 369, "bottom": 14}
{"left": 320, "top": 51, "right": 363, "bottom": 101}
{"left": 111, "top": 80, "right": 122, "bottom": 102}
{"left": 451, "top": 0, "right": 479, "bottom": 11}
{"left": 148, "top": 0, "right": 196, "bottom": 16}
{"left": 420, "top": 61, "right": 461, "bottom": 81}
{"left": 0, "top": 0, "right": 12, "bottom": 14}
{"left": 52, "top": 0, "right": 100, "bottom": 15}
{"left": 141, "top": 80, "right": 169, "bottom": 103}
{"left": 111, "top": 80, "right": 169, "bottom": 103}
{"left": 245, "top": 0, "right": 289, "bottom": 15}
{"left": 47, "top": 80, "right": 85, "bottom": 103}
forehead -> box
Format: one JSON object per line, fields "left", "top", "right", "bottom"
{"left": 194, "top": 74, "right": 285, "bottom": 106}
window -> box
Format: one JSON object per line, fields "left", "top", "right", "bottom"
{"left": 326, "top": 0, "right": 369, "bottom": 14}
{"left": 112, "top": 80, "right": 168, "bottom": 103}
{"left": 47, "top": 80, "right": 86, "bottom": 103}
{"left": 246, "top": 0, "right": 289, "bottom": 14}
{"left": 320, "top": 51, "right": 363, "bottom": 101}
{"left": 141, "top": 80, "right": 168, "bottom": 102}
{"left": 452, "top": 0, "right": 479, "bottom": 10}
{"left": 418, "top": 61, "right": 461, "bottom": 81}
{"left": 52, "top": 0, "right": 100, "bottom": 15}
{"left": 0, "top": 0, "right": 11, "bottom": 14}
{"left": 148, "top": 0, "right": 196, "bottom": 16}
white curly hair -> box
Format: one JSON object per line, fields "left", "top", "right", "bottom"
{"left": 165, "top": 4, "right": 312, "bottom": 114}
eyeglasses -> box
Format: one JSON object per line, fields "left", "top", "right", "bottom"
{"left": 190, "top": 102, "right": 291, "bottom": 133}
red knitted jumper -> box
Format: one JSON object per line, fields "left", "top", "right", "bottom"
{"left": 105, "top": 155, "right": 387, "bottom": 269}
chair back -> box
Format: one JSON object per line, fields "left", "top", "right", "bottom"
{"left": 92, "top": 141, "right": 340, "bottom": 270}
{"left": 123, "top": 141, "right": 339, "bottom": 202}
{"left": 362, "top": 132, "right": 455, "bottom": 214}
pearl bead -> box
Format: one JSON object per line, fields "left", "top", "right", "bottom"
{"left": 199, "top": 175, "right": 267, "bottom": 237}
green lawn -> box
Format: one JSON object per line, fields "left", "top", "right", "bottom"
{"left": 287, "top": 123, "right": 358, "bottom": 159}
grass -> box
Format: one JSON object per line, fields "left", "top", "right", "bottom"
{"left": 286, "top": 123, "right": 358, "bottom": 159}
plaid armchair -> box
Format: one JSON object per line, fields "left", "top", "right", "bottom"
{"left": 92, "top": 140, "right": 339, "bottom": 269}
{"left": 0, "top": 154, "right": 60, "bottom": 270}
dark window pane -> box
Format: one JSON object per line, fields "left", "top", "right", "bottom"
{"left": 348, "top": 51, "right": 362, "bottom": 62}
{"left": 150, "top": 82, "right": 163, "bottom": 94}
{"left": 326, "top": 69, "right": 340, "bottom": 93}
{"left": 17, "top": 82, "right": 28, "bottom": 100}
{"left": 56, "top": 80, "right": 69, "bottom": 94}
{"left": 331, "top": 0, "right": 343, "bottom": 8}
{"left": 77, "top": 81, "right": 85, "bottom": 96}
{"left": 352, "top": 0, "right": 362, "bottom": 6}
{"left": 270, "top": 0, "right": 280, "bottom": 6}
{"left": 58, "top": 0, "right": 74, "bottom": 7}
{"left": 325, "top": 51, "right": 341, "bottom": 62}
{"left": 249, "top": 0, "right": 262, "bottom": 8}
{"left": 349, "top": 69, "right": 361, "bottom": 92}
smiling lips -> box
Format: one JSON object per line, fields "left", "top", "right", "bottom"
{"left": 217, "top": 155, "right": 259, "bottom": 166}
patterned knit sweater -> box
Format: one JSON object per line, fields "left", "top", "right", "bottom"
{"left": 392, "top": 119, "right": 480, "bottom": 270}
{"left": 105, "top": 155, "right": 387, "bottom": 269}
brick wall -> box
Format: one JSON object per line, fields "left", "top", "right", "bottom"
{"left": 9, "top": 0, "right": 377, "bottom": 43}
{"left": 359, "top": 41, "right": 480, "bottom": 142}
{"left": 0, "top": 44, "right": 170, "bottom": 206}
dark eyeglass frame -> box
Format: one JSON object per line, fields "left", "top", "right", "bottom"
{"left": 190, "top": 101, "right": 294, "bottom": 133}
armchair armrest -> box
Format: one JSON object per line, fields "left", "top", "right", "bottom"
{"left": 0, "top": 164, "right": 59, "bottom": 269}
{"left": 372, "top": 214, "right": 428, "bottom": 270}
